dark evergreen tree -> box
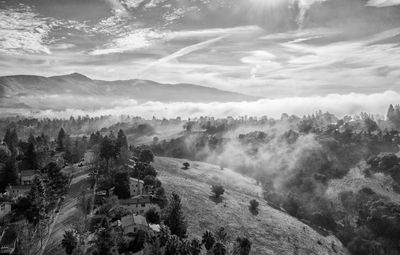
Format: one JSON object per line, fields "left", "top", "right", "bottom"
{"left": 163, "top": 192, "right": 187, "bottom": 238}
{"left": 233, "top": 237, "right": 252, "bottom": 255}
{"left": 25, "top": 142, "right": 38, "bottom": 169}
{"left": 202, "top": 230, "right": 215, "bottom": 251}
{"left": 114, "top": 171, "right": 131, "bottom": 199}
{"left": 62, "top": 230, "right": 77, "bottom": 255}
{"left": 57, "top": 128, "right": 66, "bottom": 151}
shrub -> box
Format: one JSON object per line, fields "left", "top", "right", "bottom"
{"left": 182, "top": 162, "right": 190, "bottom": 170}
{"left": 211, "top": 185, "right": 225, "bottom": 199}
{"left": 249, "top": 199, "right": 259, "bottom": 212}
{"left": 145, "top": 208, "right": 161, "bottom": 224}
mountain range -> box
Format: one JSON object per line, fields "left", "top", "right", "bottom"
{"left": 0, "top": 73, "right": 259, "bottom": 110}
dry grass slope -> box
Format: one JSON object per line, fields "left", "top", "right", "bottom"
{"left": 154, "top": 156, "right": 348, "bottom": 255}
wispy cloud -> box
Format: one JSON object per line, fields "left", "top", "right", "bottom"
{"left": 367, "top": 0, "right": 400, "bottom": 7}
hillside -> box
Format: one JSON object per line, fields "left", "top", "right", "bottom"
{"left": 0, "top": 73, "right": 259, "bottom": 110}
{"left": 154, "top": 156, "right": 348, "bottom": 255}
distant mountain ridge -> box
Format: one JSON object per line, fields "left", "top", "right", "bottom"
{"left": 0, "top": 73, "right": 259, "bottom": 105}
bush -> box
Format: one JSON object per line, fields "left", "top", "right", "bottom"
{"left": 249, "top": 199, "right": 259, "bottom": 212}
{"left": 145, "top": 208, "right": 161, "bottom": 224}
{"left": 182, "top": 162, "right": 190, "bottom": 170}
{"left": 211, "top": 185, "right": 225, "bottom": 198}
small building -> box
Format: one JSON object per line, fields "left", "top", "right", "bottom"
{"left": 129, "top": 177, "right": 144, "bottom": 197}
{"left": 121, "top": 214, "right": 148, "bottom": 237}
{"left": 19, "top": 170, "right": 37, "bottom": 185}
{"left": 6, "top": 185, "right": 31, "bottom": 199}
{"left": 119, "top": 195, "right": 161, "bottom": 215}
{"left": 0, "top": 227, "right": 18, "bottom": 254}
{"left": 0, "top": 203, "right": 11, "bottom": 221}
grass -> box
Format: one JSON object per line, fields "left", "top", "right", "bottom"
{"left": 154, "top": 156, "right": 348, "bottom": 255}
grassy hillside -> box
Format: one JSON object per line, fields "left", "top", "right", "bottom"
{"left": 154, "top": 157, "right": 348, "bottom": 255}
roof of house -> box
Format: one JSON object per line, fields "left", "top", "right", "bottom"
{"left": 119, "top": 195, "right": 160, "bottom": 205}
{"left": 121, "top": 215, "right": 148, "bottom": 234}
{"left": 129, "top": 177, "right": 144, "bottom": 184}
{"left": 20, "top": 170, "right": 37, "bottom": 177}
{"left": 149, "top": 224, "right": 161, "bottom": 232}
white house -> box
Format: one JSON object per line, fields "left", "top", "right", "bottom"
{"left": 129, "top": 177, "right": 144, "bottom": 197}
{"left": 119, "top": 195, "right": 161, "bottom": 215}
{"left": 0, "top": 202, "right": 11, "bottom": 220}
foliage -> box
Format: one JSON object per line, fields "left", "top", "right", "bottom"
{"left": 249, "top": 199, "right": 259, "bottom": 212}
{"left": 182, "top": 162, "right": 190, "bottom": 170}
{"left": 139, "top": 149, "right": 154, "bottom": 163}
{"left": 163, "top": 192, "right": 187, "bottom": 238}
{"left": 233, "top": 237, "right": 252, "bottom": 255}
{"left": 114, "top": 171, "right": 131, "bottom": 199}
{"left": 211, "top": 185, "right": 225, "bottom": 199}
{"left": 62, "top": 230, "right": 77, "bottom": 255}
{"left": 145, "top": 208, "right": 161, "bottom": 224}
{"left": 202, "top": 230, "right": 215, "bottom": 251}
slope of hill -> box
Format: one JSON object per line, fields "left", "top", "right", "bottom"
{"left": 0, "top": 73, "right": 259, "bottom": 107}
{"left": 154, "top": 156, "right": 348, "bottom": 255}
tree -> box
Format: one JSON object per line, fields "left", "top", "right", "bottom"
{"left": 57, "top": 128, "right": 66, "bottom": 151}
{"left": 212, "top": 242, "right": 227, "bottom": 255}
{"left": 145, "top": 208, "right": 161, "bottom": 224}
{"left": 114, "top": 171, "right": 131, "bottom": 199}
{"left": 182, "top": 162, "right": 190, "bottom": 170}
{"left": 25, "top": 142, "right": 38, "bottom": 169}
{"left": 211, "top": 185, "right": 225, "bottom": 199}
{"left": 249, "top": 199, "right": 259, "bottom": 213}
{"left": 163, "top": 192, "right": 187, "bottom": 238}
{"left": 138, "top": 149, "right": 154, "bottom": 163}
{"left": 0, "top": 157, "right": 18, "bottom": 192}
{"left": 143, "top": 175, "right": 156, "bottom": 186}
{"left": 3, "top": 128, "right": 18, "bottom": 153}
{"left": 62, "top": 230, "right": 77, "bottom": 255}
{"left": 100, "top": 136, "right": 118, "bottom": 170}
{"left": 233, "top": 237, "right": 252, "bottom": 255}
{"left": 165, "top": 235, "right": 181, "bottom": 255}
{"left": 26, "top": 177, "right": 46, "bottom": 226}
{"left": 116, "top": 129, "right": 128, "bottom": 150}
{"left": 202, "top": 230, "right": 215, "bottom": 251}
{"left": 190, "top": 238, "right": 202, "bottom": 255}
{"left": 93, "top": 227, "right": 114, "bottom": 255}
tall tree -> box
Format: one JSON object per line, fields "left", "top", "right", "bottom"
{"left": 26, "top": 177, "right": 46, "bottom": 226}
{"left": 163, "top": 192, "right": 187, "bottom": 238}
{"left": 114, "top": 171, "right": 131, "bottom": 199}
{"left": 57, "top": 128, "right": 66, "bottom": 151}
{"left": 233, "top": 237, "right": 252, "bottom": 255}
{"left": 62, "top": 230, "right": 77, "bottom": 255}
{"left": 25, "top": 142, "right": 38, "bottom": 169}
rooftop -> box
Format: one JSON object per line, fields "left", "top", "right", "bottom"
{"left": 20, "top": 170, "right": 37, "bottom": 177}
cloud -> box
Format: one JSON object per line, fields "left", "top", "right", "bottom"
{"left": 367, "top": 0, "right": 400, "bottom": 7}
{"left": 90, "top": 28, "right": 164, "bottom": 55}
{"left": 137, "top": 35, "right": 225, "bottom": 75}
{"left": 0, "top": 5, "right": 53, "bottom": 54}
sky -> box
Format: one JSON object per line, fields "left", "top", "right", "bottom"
{"left": 0, "top": 0, "right": 400, "bottom": 117}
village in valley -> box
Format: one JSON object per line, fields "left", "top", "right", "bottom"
{"left": 0, "top": 127, "right": 184, "bottom": 254}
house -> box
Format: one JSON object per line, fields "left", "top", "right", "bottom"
{"left": 19, "top": 170, "right": 37, "bottom": 185}
{"left": 0, "top": 227, "right": 18, "bottom": 254}
{"left": 119, "top": 195, "right": 161, "bottom": 215}
{"left": 0, "top": 203, "right": 11, "bottom": 220}
{"left": 129, "top": 177, "right": 144, "bottom": 197}
{"left": 6, "top": 185, "right": 31, "bottom": 199}
{"left": 120, "top": 214, "right": 148, "bottom": 237}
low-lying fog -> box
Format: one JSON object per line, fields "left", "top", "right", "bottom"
{"left": 2, "top": 90, "right": 398, "bottom": 119}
